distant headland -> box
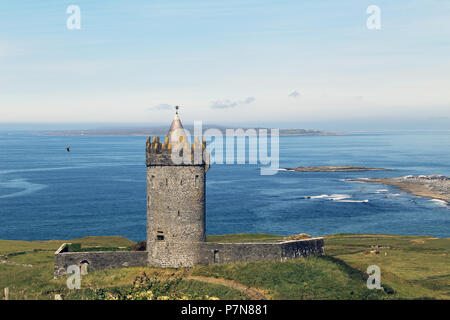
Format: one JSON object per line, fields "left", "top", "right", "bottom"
{"left": 35, "top": 127, "right": 344, "bottom": 137}
{"left": 281, "top": 165, "right": 391, "bottom": 172}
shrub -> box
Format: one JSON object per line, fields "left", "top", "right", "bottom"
{"left": 129, "top": 241, "right": 147, "bottom": 251}
{"left": 69, "top": 243, "right": 82, "bottom": 252}
{"left": 93, "top": 272, "right": 220, "bottom": 300}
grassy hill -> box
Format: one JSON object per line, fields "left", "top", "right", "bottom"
{"left": 0, "top": 234, "right": 448, "bottom": 300}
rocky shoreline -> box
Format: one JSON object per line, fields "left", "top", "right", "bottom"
{"left": 348, "top": 175, "right": 450, "bottom": 203}
{"left": 282, "top": 165, "right": 391, "bottom": 172}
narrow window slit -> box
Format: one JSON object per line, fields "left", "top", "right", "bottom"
{"left": 195, "top": 175, "right": 199, "bottom": 187}
{"left": 156, "top": 231, "right": 165, "bottom": 241}
{"left": 213, "top": 250, "right": 219, "bottom": 263}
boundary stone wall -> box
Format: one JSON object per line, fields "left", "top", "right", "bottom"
{"left": 198, "top": 237, "right": 324, "bottom": 265}
{"left": 54, "top": 245, "right": 148, "bottom": 279}
{"left": 54, "top": 238, "right": 324, "bottom": 277}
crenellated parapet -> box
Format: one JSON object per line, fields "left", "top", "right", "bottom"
{"left": 146, "top": 136, "right": 209, "bottom": 170}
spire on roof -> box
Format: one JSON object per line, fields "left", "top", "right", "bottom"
{"left": 167, "top": 105, "right": 187, "bottom": 144}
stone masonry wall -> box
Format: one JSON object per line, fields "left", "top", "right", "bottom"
{"left": 280, "top": 238, "right": 325, "bottom": 259}
{"left": 198, "top": 238, "right": 324, "bottom": 265}
{"left": 54, "top": 249, "right": 148, "bottom": 279}
{"left": 54, "top": 238, "right": 324, "bottom": 277}
{"left": 147, "top": 165, "right": 206, "bottom": 267}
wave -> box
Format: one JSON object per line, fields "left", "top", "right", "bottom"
{"left": 345, "top": 178, "right": 368, "bottom": 183}
{"left": 329, "top": 194, "right": 351, "bottom": 201}
{"left": 305, "top": 194, "right": 368, "bottom": 203}
{"left": 375, "top": 189, "right": 389, "bottom": 193}
{"left": 382, "top": 193, "right": 401, "bottom": 198}
{"left": 0, "top": 179, "right": 47, "bottom": 199}
{"left": 308, "top": 194, "right": 330, "bottom": 199}
{"left": 429, "top": 199, "right": 448, "bottom": 207}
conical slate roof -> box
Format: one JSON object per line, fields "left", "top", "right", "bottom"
{"left": 168, "top": 113, "right": 184, "bottom": 135}
{"left": 167, "top": 110, "right": 188, "bottom": 144}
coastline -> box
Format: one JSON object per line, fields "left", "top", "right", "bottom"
{"left": 283, "top": 165, "right": 391, "bottom": 172}
{"left": 348, "top": 177, "right": 450, "bottom": 203}
{"left": 33, "top": 128, "right": 344, "bottom": 137}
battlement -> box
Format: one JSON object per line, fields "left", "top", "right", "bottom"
{"left": 146, "top": 136, "right": 209, "bottom": 168}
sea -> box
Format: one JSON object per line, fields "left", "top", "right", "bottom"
{"left": 0, "top": 131, "right": 449, "bottom": 241}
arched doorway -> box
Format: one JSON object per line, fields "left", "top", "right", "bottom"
{"left": 80, "top": 260, "right": 90, "bottom": 275}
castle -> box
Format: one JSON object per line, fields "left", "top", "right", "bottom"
{"left": 54, "top": 111, "right": 324, "bottom": 277}
{"left": 146, "top": 109, "right": 210, "bottom": 267}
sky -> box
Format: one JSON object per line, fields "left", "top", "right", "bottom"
{"left": 0, "top": 0, "right": 449, "bottom": 130}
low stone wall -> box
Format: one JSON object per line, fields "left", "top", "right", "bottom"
{"left": 280, "top": 238, "right": 325, "bottom": 259}
{"left": 54, "top": 247, "right": 148, "bottom": 279}
{"left": 54, "top": 238, "right": 324, "bottom": 276}
{"left": 198, "top": 237, "right": 324, "bottom": 265}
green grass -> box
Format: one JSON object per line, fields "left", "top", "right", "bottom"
{"left": 0, "top": 251, "right": 60, "bottom": 300}
{"left": 323, "top": 234, "right": 450, "bottom": 299}
{"left": 0, "top": 234, "right": 448, "bottom": 300}
{"left": 191, "top": 256, "right": 390, "bottom": 300}
{"left": 0, "top": 236, "right": 136, "bottom": 300}
{"left": 0, "top": 236, "right": 134, "bottom": 255}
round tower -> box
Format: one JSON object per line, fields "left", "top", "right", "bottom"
{"left": 146, "top": 108, "right": 209, "bottom": 267}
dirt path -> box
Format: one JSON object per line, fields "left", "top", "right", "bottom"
{"left": 186, "top": 275, "right": 268, "bottom": 300}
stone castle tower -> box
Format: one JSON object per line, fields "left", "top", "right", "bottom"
{"left": 146, "top": 109, "right": 209, "bottom": 267}
{"left": 53, "top": 109, "right": 324, "bottom": 277}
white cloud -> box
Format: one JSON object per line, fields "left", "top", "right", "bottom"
{"left": 211, "top": 97, "right": 255, "bottom": 109}
{"left": 151, "top": 103, "right": 173, "bottom": 110}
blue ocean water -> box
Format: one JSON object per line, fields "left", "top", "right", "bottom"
{"left": 0, "top": 131, "right": 449, "bottom": 241}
